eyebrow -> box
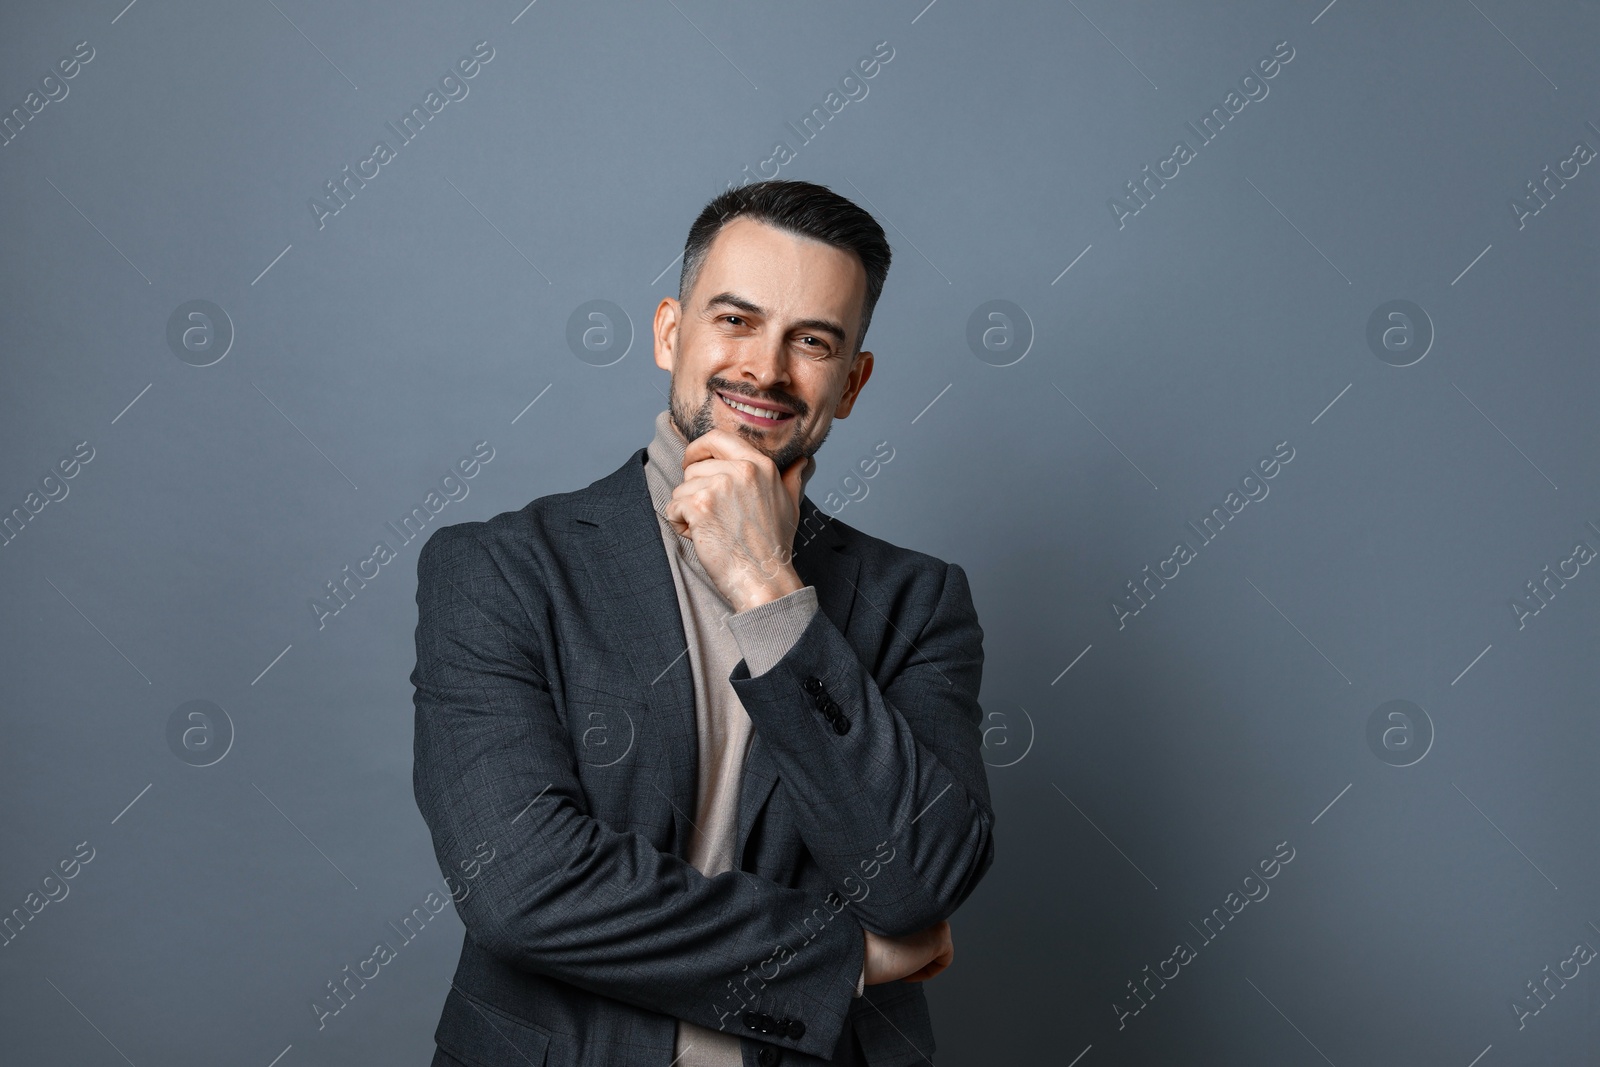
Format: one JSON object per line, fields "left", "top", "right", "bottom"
{"left": 702, "top": 291, "right": 850, "bottom": 347}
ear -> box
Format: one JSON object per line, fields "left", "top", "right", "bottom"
{"left": 833, "top": 350, "right": 874, "bottom": 418}
{"left": 652, "top": 298, "right": 682, "bottom": 374}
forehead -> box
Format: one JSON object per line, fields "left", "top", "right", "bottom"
{"left": 694, "top": 216, "right": 866, "bottom": 331}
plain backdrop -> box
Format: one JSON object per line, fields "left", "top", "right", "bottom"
{"left": 1, "top": 1, "right": 1596, "bottom": 1064}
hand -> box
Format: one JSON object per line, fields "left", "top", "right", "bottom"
{"left": 666, "top": 429, "right": 812, "bottom": 613}
{"left": 862, "top": 921, "right": 954, "bottom": 985}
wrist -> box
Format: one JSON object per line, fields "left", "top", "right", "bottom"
{"left": 731, "top": 564, "right": 804, "bottom": 613}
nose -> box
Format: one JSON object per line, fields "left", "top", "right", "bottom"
{"left": 733, "top": 331, "right": 793, "bottom": 395}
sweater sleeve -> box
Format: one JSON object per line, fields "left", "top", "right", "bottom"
{"left": 726, "top": 585, "right": 819, "bottom": 677}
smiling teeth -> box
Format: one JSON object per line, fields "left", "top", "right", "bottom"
{"left": 723, "top": 394, "right": 787, "bottom": 418}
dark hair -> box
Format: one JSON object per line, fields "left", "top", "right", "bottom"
{"left": 678, "top": 179, "right": 892, "bottom": 357}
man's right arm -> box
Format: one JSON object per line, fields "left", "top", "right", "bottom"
{"left": 410, "top": 525, "right": 863, "bottom": 1060}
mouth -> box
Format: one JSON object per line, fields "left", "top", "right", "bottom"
{"left": 716, "top": 390, "right": 796, "bottom": 428}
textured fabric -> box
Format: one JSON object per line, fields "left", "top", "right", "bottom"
{"left": 642, "top": 410, "right": 822, "bottom": 1067}
{"left": 410, "top": 421, "right": 995, "bottom": 1067}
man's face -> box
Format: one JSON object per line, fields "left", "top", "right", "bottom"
{"left": 653, "top": 216, "right": 875, "bottom": 474}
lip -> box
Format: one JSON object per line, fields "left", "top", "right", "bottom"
{"left": 716, "top": 390, "right": 795, "bottom": 425}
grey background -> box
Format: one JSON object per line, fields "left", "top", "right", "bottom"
{"left": 1, "top": 0, "right": 1595, "bottom": 1064}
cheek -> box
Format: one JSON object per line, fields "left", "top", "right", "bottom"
{"left": 801, "top": 369, "right": 843, "bottom": 413}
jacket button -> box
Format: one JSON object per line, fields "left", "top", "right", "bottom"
{"left": 784, "top": 1018, "right": 806, "bottom": 1040}
{"left": 758, "top": 1048, "right": 779, "bottom": 1066}
{"left": 832, "top": 717, "right": 851, "bottom": 735}
{"left": 803, "top": 677, "right": 824, "bottom": 693}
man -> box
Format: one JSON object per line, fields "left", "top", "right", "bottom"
{"left": 411, "top": 179, "right": 994, "bottom": 1067}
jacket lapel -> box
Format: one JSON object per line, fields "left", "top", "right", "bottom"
{"left": 571, "top": 449, "right": 700, "bottom": 853}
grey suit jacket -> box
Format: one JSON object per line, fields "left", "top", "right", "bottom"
{"left": 410, "top": 443, "right": 996, "bottom": 1067}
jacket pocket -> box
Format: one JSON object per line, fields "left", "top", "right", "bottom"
{"left": 434, "top": 984, "right": 551, "bottom": 1067}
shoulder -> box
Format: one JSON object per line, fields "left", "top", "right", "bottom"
{"left": 416, "top": 448, "right": 642, "bottom": 576}
{"left": 810, "top": 506, "right": 975, "bottom": 616}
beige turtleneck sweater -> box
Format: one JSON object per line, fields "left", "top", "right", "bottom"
{"left": 641, "top": 410, "right": 861, "bottom": 1067}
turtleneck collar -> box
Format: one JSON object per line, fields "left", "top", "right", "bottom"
{"left": 643, "top": 409, "right": 819, "bottom": 553}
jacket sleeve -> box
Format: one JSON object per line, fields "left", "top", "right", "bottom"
{"left": 727, "top": 560, "right": 996, "bottom": 938}
{"left": 410, "top": 525, "right": 865, "bottom": 1060}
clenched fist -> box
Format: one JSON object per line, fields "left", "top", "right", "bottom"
{"left": 666, "top": 428, "right": 813, "bottom": 613}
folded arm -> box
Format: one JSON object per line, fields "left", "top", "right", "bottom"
{"left": 726, "top": 560, "right": 996, "bottom": 938}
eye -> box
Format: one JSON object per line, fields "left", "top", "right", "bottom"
{"left": 721, "top": 314, "right": 747, "bottom": 327}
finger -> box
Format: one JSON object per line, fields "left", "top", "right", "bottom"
{"left": 671, "top": 471, "right": 744, "bottom": 511}
{"left": 681, "top": 451, "right": 778, "bottom": 488}
{"left": 683, "top": 428, "right": 767, "bottom": 468}
{"left": 901, "top": 959, "right": 946, "bottom": 983}
{"left": 680, "top": 458, "right": 754, "bottom": 486}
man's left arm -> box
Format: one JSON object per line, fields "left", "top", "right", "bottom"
{"left": 725, "top": 560, "right": 995, "bottom": 939}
